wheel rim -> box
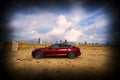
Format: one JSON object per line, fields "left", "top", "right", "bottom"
{"left": 69, "top": 52, "right": 76, "bottom": 59}
{"left": 35, "top": 52, "right": 42, "bottom": 59}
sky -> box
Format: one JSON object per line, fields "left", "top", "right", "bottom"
{"left": 9, "top": 1, "right": 110, "bottom": 44}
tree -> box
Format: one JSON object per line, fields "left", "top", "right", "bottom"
{"left": 85, "top": 41, "right": 87, "bottom": 45}
{"left": 106, "top": 41, "right": 110, "bottom": 46}
{"left": 60, "top": 40, "right": 62, "bottom": 44}
{"left": 38, "top": 38, "right": 40, "bottom": 44}
{"left": 63, "top": 40, "right": 68, "bottom": 44}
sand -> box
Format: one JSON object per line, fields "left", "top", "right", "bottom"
{"left": 1, "top": 45, "right": 118, "bottom": 80}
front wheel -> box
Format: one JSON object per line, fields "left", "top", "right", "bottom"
{"left": 34, "top": 52, "right": 43, "bottom": 59}
{"left": 68, "top": 52, "right": 76, "bottom": 59}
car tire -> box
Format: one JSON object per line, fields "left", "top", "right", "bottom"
{"left": 68, "top": 52, "right": 76, "bottom": 59}
{"left": 34, "top": 52, "right": 43, "bottom": 59}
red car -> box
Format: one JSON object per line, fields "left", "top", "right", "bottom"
{"left": 32, "top": 44, "right": 81, "bottom": 59}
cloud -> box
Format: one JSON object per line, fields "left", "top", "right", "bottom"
{"left": 64, "top": 29, "right": 83, "bottom": 42}
{"left": 47, "top": 15, "right": 83, "bottom": 42}
{"left": 10, "top": 6, "right": 109, "bottom": 44}
{"left": 10, "top": 12, "right": 57, "bottom": 41}
{"left": 82, "top": 20, "right": 108, "bottom": 33}
{"left": 10, "top": 12, "right": 56, "bottom": 33}
{"left": 48, "top": 15, "right": 73, "bottom": 36}
{"left": 88, "top": 33, "right": 106, "bottom": 43}
{"left": 70, "top": 2, "right": 86, "bottom": 23}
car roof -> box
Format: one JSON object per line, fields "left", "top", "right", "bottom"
{"left": 53, "top": 43, "right": 72, "bottom": 46}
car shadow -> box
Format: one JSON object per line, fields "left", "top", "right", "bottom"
{"left": 43, "top": 56, "right": 68, "bottom": 59}
{"left": 42, "top": 56, "right": 80, "bottom": 59}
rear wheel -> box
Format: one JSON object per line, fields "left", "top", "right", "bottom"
{"left": 68, "top": 52, "right": 76, "bottom": 59}
{"left": 34, "top": 52, "right": 43, "bottom": 59}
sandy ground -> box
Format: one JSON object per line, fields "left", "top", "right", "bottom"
{"left": 1, "top": 45, "right": 119, "bottom": 80}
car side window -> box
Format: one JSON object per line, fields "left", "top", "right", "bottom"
{"left": 59, "top": 44, "right": 65, "bottom": 48}
{"left": 59, "top": 44, "right": 63, "bottom": 48}
{"left": 51, "top": 44, "right": 59, "bottom": 48}
{"left": 66, "top": 45, "right": 71, "bottom": 48}
{"left": 59, "top": 44, "right": 71, "bottom": 48}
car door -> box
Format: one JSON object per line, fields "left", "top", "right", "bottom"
{"left": 56, "top": 44, "right": 68, "bottom": 56}
{"left": 47, "top": 44, "right": 59, "bottom": 56}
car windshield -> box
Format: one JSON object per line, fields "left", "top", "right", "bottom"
{"left": 50, "top": 44, "right": 59, "bottom": 48}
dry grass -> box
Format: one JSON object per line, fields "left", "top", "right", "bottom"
{"left": 3, "top": 44, "right": 116, "bottom": 80}
{"left": 18, "top": 42, "right": 50, "bottom": 50}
